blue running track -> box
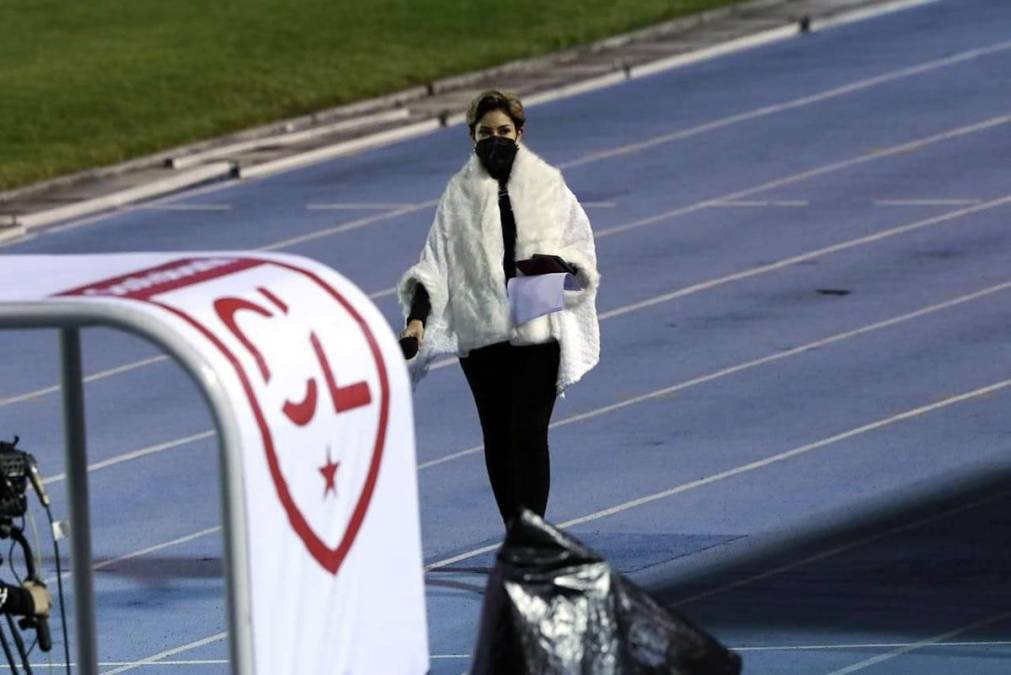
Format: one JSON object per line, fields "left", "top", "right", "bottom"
{"left": 2, "top": 0, "right": 1011, "bottom": 671}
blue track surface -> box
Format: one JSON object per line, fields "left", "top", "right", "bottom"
{"left": 3, "top": 0, "right": 1011, "bottom": 671}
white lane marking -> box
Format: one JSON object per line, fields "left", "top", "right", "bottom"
{"left": 599, "top": 194, "right": 1011, "bottom": 321}
{"left": 0, "top": 661, "right": 228, "bottom": 670}
{"left": 7, "top": 199, "right": 1011, "bottom": 490}
{"left": 0, "top": 355, "right": 169, "bottom": 407}
{"left": 44, "top": 431, "right": 217, "bottom": 485}
{"left": 45, "top": 526, "right": 223, "bottom": 585}
{"left": 426, "top": 377, "right": 1011, "bottom": 570}
{"left": 4, "top": 115, "right": 1005, "bottom": 408}
{"left": 100, "top": 632, "right": 227, "bottom": 675}
{"left": 421, "top": 277, "right": 1011, "bottom": 467}
{"left": 4, "top": 128, "right": 1008, "bottom": 483}
{"left": 305, "top": 202, "right": 415, "bottom": 210}
{"left": 559, "top": 39, "right": 1011, "bottom": 170}
{"left": 581, "top": 201, "right": 617, "bottom": 208}
{"left": 825, "top": 611, "right": 1011, "bottom": 674}
{"left": 708, "top": 200, "right": 809, "bottom": 207}
{"left": 288, "top": 116, "right": 1011, "bottom": 341}
{"left": 421, "top": 194, "right": 1011, "bottom": 374}
{"left": 13, "top": 37, "right": 1011, "bottom": 247}
{"left": 874, "top": 198, "right": 982, "bottom": 206}
{"left": 595, "top": 114, "right": 1011, "bottom": 240}
{"left": 69, "top": 275, "right": 1011, "bottom": 483}
{"left": 258, "top": 199, "right": 439, "bottom": 251}
{"left": 735, "top": 639, "right": 1011, "bottom": 652}
{"left": 91, "top": 526, "right": 223, "bottom": 573}
{"left": 46, "top": 283, "right": 1011, "bottom": 590}
{"left": 135, "top": 204, "right": 232, "bottom": 212}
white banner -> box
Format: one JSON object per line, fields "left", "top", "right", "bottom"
{"left": 3, "top": 253, "right": 429, "bottom": 674}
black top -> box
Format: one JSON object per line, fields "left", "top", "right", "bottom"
{"left": 407, "top": 283, "right": 431, "bottom": 326}
{"left": 499, "top": 183, "right": 518, "bottom": 283}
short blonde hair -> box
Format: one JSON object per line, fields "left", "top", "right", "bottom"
{"left": 466, "top": 90, "right": 526, "bottom": 137}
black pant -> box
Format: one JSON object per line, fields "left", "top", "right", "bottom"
{"left": 460, "top": 340, "right": 560, "bottom": 525}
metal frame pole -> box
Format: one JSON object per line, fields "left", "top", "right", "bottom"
{"left": 59, "top": 328, "right": 98, "bottom": 675}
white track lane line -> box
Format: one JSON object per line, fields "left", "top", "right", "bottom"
{"left": 3, "top": 113, "right": 1006, "bottom": 409}
{"left": 377, "top": 114, "right": 1011, "bottom": 305}
{"left": 421, "top": 279, "right": 1011, "bottom": 467}
{"left": 596, "top": 192, "right": 1011, "bottom": 321}
{"left": 874, "top": 198, "right": 982, "bottom": 206}
{"left": 736, "top": 639, "right": 1011, "bottom": 652}
{"left": 91, "top": 526, "right": 223, "bottom": 574}
{"left": 708, "top": 200, "right": 809, "bottom": 207}
{"left": 825, "top": 610, "right": 1011, "bottom": 674}
{"left": 38, "top": 274, "right": 1011, "bottom": 486}
{"left": 373, "top": 637, "right": 1011, "bottom": 659}
{"left": 99, "top": 633, "right": 227, "bottom": 675}
{"left": 134, "top": 204, "right": 232, "bottom": 212}
{"left": 43, "top": 280, "right": 1011, "bottom": 589}
{"left": 425, "top": 376, "right": 1011, "bottom": 570}
{"left": 5, "top": 198, "right": 1007, "bottom": 524}
{"left": 45, "top": 526, "right": 224, "bottom": 586}
{"left": 43, "top": 431, "right": 216, "bottom": 485}
{"left": 17, "top": 37, "right": 1011, "bottom": 246}
{"left": 0, "top": 355, "right": 169, "bottom": 407}
{"left": 15, "top": 639, "right": 1011, "bottom": 670}
{"left": 305, "top": 202, "right": 415, "bottom": 210}
{"left": 257, "top": 199, "right": 439, "bottom": 251}
{"left": 1, "top": 661, "right": 227, "bottom": 670}
{"left": 558, "top": 39, "right": 1011, "bottom": 170}
{"left": 421, "top": 192, "right": 1011, "bottom": 373}
{"left": 593, "top": 115, "right": 1011, "bottom": 240}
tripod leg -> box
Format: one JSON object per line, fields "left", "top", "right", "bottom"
{"left": 5, "top": 615, "right": 31, "bottom": 675}
{"left": 0, "top": 620, "right": 20, "bottom": 675}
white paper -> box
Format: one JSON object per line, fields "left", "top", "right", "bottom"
{"left": 508, "top": 272, "right": 581, "bottom": 324}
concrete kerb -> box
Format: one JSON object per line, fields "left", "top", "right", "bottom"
{"left": 168, "top": 108, "right": 412, "bottom": 170}
{"left": 14, "top": 162, "right": 235, "bottom": 231}
{"left": 239, "top": 119, "right": 443, "bottom": 180}
{"left": 0, "top": 0, "right": 933, "bottom": 238}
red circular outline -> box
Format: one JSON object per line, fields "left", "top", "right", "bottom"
{"left": 151, "top": 260, "right": 389, "bottom": 575}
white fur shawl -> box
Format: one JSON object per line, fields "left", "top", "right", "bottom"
{"left": 398, "top": 144, "right": 600, "bottom": 393}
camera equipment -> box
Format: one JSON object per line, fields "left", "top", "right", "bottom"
{"left": 0, "top": 437, "right": 65, "bottom": 675}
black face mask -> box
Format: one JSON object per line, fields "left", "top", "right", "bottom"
{"left": 475, "top": 136, "right": 518, "bottom": 182}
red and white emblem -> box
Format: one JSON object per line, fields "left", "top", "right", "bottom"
{"left": 61, "top": 257, "right": 390, "bottom": 574}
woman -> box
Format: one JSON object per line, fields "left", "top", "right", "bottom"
{"left": 398, "top": 89, "right": 600, "bottom": 526}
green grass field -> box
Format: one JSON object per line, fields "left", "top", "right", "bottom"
{"left": 2, "top": 0, "right": 740, "bottom": 191}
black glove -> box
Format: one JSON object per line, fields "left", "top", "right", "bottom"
{"left": 399, "top": 336, "right": 419, "bottom": 360}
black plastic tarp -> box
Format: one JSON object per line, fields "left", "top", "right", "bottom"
{"left": 470, "top": 511, "right": 742, "bottom": 674}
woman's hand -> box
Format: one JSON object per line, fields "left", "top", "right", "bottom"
{"left": 400, "top": 319, "right": 425, "bottom": 344}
